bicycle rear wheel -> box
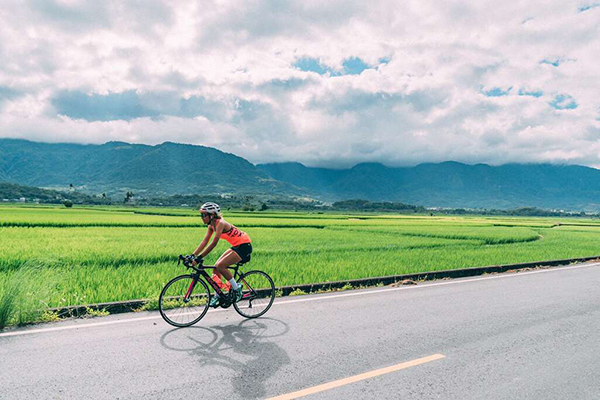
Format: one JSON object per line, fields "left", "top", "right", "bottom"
{"left": 233, "top": 270, "right": 276, "bottom": 318}
{"left": 159, "top": 274, "right": 210, "bottom": 327}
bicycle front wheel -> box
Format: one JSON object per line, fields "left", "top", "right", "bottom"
{"left": 159, "top": 274, "right": 210, "bottom": 327}
{"left": 234, "top": 270, "right": 276, "bottom": 319}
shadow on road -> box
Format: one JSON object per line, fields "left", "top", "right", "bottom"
{"left": 160, "top": 318, "right": 290, "bottom": 399}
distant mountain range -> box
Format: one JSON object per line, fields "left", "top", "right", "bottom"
{"left": 0, "top": 139, "right": 297, "bottom": 198}
{"left": 257, "top": 161, "right": 600, "bottom": 211}
{"left": 2, "top": 138, "right": 600, "bottom": 211}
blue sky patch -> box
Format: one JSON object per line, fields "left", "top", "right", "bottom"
{"left": 540, "top": 58, "right": 565, "bottom": 67}
{"left": 341, "top": 57, "right": 370, "bottom": 75}
{"left": 294, "top": 56, "right": 373, "bottom": 76}
{"left": 378, "top": 56, "right": 391, "bottom": 64}
{"left": 482, "top": 87, "right": 512, "bottom": 97}
{"left": 549, "top": 94, "right": 578, "bottom": 110}
{"left": 518, "top": 89, "right": 543, "bottom": 97}
{"left": 293, "top": 57, "right": 334, "bottom": 75}
{"left": 578, "top": 3, "right": 600, "bottom": 12}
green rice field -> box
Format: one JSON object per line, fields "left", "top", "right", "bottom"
{"left": 1, "top": 204, "right": 600, "bottom": 325}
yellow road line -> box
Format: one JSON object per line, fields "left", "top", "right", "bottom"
{"left": 266, "top": 353, "right": 445, "bottom": 400}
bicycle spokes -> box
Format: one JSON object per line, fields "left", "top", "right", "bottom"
{"left": 159, "top": 275, "right": 210, "bottom": 327}
{"left": 233, "top": 270, "right": 275, "bottom": 318}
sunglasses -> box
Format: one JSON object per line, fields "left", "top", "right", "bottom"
{"left": 200, "top": 213, "right": 210, "bottom": 218}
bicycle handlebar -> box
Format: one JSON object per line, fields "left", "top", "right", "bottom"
{"left": 178, "top": 254, "right": 203, "bottom": 269}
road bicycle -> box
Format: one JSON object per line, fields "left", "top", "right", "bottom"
{"left": 159, "top": 255, "right": 276, "bottom": 327}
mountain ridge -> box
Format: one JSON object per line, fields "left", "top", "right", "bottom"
{"left": 0, "top": 138, "right": 301, "bottom": 197}
{"left": 257, "top": 160, "right": 600, "bottom": 211}
{"left": 2, "top": 138, "right": 600, "bottom": 211}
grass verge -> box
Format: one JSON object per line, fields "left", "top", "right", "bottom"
{"left": 0, "top": 261, "right": 59, "bottom": 328}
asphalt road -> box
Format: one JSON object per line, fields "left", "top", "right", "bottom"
{"left": 1, "top": 262, "right": 600, "bottom": 400}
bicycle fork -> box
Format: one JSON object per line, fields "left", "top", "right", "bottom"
{"left": 184, "top": 276, "right": 198, "bottom": 302}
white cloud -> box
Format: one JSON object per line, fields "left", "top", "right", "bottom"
{"left": 0, "top": 0, "right": 599, "bottom": 168}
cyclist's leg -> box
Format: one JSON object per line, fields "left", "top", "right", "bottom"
{"left": 214, "top": 249, "right": 242, "bottom": 281}
{"left": 215, "top": 250, "right": 244, "bottom": 301}
{"left": 209, "top": 250, "right": 240, "bottom": 307}
{"left": 212, "top": 251, "right": 230, "bottom": 283}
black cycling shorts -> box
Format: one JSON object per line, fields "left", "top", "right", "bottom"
{"left": 231, "top": 243, "right": 252, "bottom": 263}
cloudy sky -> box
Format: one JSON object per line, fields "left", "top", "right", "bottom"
{"left": 1, "top": 0, "right": 599, "bottom": 168}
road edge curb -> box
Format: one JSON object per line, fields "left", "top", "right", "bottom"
{"left": 49, "top": 254, "right": 600, "bottom": 318}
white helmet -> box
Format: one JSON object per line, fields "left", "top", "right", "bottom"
{"left": 200, "top": 202, "right": 220, "bottom": 214}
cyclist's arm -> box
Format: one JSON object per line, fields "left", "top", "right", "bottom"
{"left": 199, "top": 222, "right": 224, "bottom": 258}
{"left": 193, "top": 227, "right": 214, "bottom": 257}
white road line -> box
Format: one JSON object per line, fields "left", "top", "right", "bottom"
{"left": 1, "top": 262, "right": 598, "bottom": 338}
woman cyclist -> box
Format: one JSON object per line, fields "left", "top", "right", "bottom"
{"left": 191, "top": 202, "right": 252, "bottom": 307}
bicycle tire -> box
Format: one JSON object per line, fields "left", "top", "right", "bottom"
{"left": 159, "top": 274, "right": 211, "bottom": 327}
{"left": 233, "top": 270, "right": 276, "bottom": 319}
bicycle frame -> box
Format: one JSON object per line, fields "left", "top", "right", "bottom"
{"left": 160, "top": 255, "right": 276, "bottom": 326}
{"left": 185, "top": 264, "right": 242, "bottom": 301}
